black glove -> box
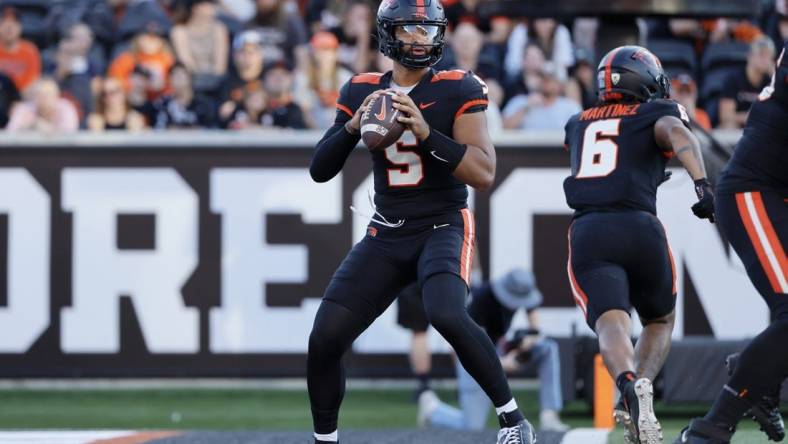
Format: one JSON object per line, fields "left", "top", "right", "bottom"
{"left": 691, "top": 178, "right": 715, "bottom": 222}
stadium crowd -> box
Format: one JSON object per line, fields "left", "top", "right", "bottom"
{"left": 0, "top": 0, "right": 784, "bottom": 134}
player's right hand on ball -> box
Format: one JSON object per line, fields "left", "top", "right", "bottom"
{"left": 691, "top": 178, "right": 715, "bottom": 222}
{"left": 348, "top": 90, "right": 387, "bottom": 132}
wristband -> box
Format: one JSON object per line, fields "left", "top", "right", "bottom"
{"left": 420, "top": 129, "right": 467, "bottom": 171}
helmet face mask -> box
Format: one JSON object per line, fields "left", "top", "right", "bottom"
{"left": 597, "top": 46, "right": 671, "bottom": 103}
{"left": 377, "top": 0, "right": 447, "bottom": 70}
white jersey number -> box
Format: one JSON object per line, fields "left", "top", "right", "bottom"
{"left": 385, "top": 141, "right": 423, "bottom": 187}
{"left": 576, "top": 119, "right": 621, "bottom": 179}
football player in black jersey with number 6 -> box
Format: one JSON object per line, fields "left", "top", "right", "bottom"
{"left": 307, "top": 1, "right": 534, "bottom": 443}
{"left": 563, "top": 46, "right": 715, "bottom": 444}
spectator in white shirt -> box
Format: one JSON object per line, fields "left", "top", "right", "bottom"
{"left": 502, "top": 62, "right": 581, "bottom": 131}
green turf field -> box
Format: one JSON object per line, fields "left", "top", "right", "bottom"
{"left": 0, "top": 388, "right": 774, "bottom": 443}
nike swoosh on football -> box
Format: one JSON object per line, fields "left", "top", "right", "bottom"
{"left": 419, "top": 101, "right": 436, "bottom": 110}
{"left": 433, "top": 223, "right": 450, "bottom": 229}
{"left": 430, "top": 151, "right": 449, "bottom": 162}
{"left": 375, "top": 95, "right": 387, "bottom": 120}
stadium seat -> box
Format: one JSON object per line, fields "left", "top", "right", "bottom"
{"left": 701, "top": 41, "right": 749, "bottom": 72}
{"left": 648, "top": 39, "right": 697, "bottom": 76}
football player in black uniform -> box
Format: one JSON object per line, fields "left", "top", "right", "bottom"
{"left": 306, "top": 1, "right": 534, "bottom": 443}
{"left": 563, "top": 46, "right": 715, "bottom": 444}
{"left": 674, "top": 43, "right": 788, "bottom": 444}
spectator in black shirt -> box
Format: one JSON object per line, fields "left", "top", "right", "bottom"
{"left": 261, "top": 61, "right": 306, "bottom": 129}
{"left": 719, "top": 36, "right": 775, "bottom": 129}
{"left": 151, "top": 63, "right": 217, "bottom": 129}
{"left": 245, "top": 0, "right": 308, "bottom": 67}
{"left": 218, "top": 30, "right": 265, "bottom": 123}
{"left": 0, "top": 71, "right": 18, "bottom": 127}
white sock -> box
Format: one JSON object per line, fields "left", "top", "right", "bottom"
{"left": 314, "top": 430, "right": 338, "bottom": 442}
{"left": 495, "top": 398, "right": 518, "bottom": 416}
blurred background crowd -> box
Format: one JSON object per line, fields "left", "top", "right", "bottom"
{"left": 0, "top": 0, "right": 785, "bottom": 134}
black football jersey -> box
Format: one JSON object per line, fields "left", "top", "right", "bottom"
{"left": 334, "top": 69, "right": 488, "bottom": 219}
{"left": 717, "top": 43, "right": 788, "bottom": 196}
{"left": 563, "top": 99, "right": 692, "bottom": 216}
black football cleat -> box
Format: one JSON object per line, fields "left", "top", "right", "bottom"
{"left": 496, "top": 418, "right": 537, "bottom": 444}
{"left": 725, "top": 353, "right": 785, "bottom": 441}
{"left": 673, "top": 418, "right": 733, "bottom": 444}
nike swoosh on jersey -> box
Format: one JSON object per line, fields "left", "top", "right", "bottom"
{"left": 375, "top": 95, "right": 387, "bottom": 121}
{"left": 419, "top": 101, "right": 436, "bottom": 110}
{"left": 430, "top": 151, "right": 449, "bottom": 162}
{"left": 433, "top": 223, "right": 450, "bottom": 229}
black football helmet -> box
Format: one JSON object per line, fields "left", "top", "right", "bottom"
{"left": 597, "top": 45, "right": 671, "bottom": 103}
{"left": 376, "top": 0, "right": 448, "bottom": 69}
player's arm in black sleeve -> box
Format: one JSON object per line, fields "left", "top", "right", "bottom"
{"left": 309, "top": 82, "right": 381, "bottom": 183}
{"left": 654, "top": 104, "right": 715, "bottom": 221}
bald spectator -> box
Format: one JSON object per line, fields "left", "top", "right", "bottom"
{"left": 0, "top": 7, "right": 41, "bottom": 92}
{"left": 671, "top": 74, "right": 712, "bottom": 131}
{"left": 502, "top": 62, "right": 580, "bottom": 130}
{"left": 7, "top": 78, "right": 79, "bottom": 133}
{"left": 718, "top": 37, "right": 775, "bottom": 129}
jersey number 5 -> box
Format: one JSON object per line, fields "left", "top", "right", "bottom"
{"left": 386, "top": 142, "right": 424, "bottom": 187}
{"left": 576, "top": 119, "right": 621, "bottom": 179}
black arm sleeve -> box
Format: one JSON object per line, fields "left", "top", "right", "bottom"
{"left": 309, "top": 123, "right": 360, "bottom": 183}
{"left": 309, "top": 80, "right": 360, "bottom": 183}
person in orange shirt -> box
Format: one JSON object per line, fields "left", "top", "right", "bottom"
{"left": 671, "top": 73, "right": 712, "bottom": 131}
{"left": 0, "top": 6, "right": 41, "bottom": 92}
{"left": 108, "top": 21, "right": 174, "bottom": 100}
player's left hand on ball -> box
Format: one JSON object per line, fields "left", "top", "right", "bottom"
{"left": 391, "top": 91, "right": 430, "bottom": 141}
{"left": 691, "top": 178, "right": 715, "bottom": 222}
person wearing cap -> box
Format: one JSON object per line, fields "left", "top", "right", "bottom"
{"left": 718, "top": 36, "right": 775, "bottom": 129}
{"left": 502, "top": 61, "right": 581, "bottom": 130}
{"left": 419, "top": 268, "right": 570, "bottom": 432}
{"left": 0, "top": 6, "right": 41, "bottom": 92}
{"left": 107, "top": 20, "right": 175, "bottom": 99}
{"left": 217, "top": 30, "right": 265, "bottom": 122}
{"left": 671, "top": 74, "right": 712, "bottom": 131}
{"left": 294, "top": 31, "right": 352, "bottom": 129}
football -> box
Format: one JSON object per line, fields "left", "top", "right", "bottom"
{"left": 360, "top": 91, "right": 406, "bottom": 151}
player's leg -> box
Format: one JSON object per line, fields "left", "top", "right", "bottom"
{"left": 626, "top": 215, "right": 678, "bottom": 383}
{"left": 675, "top": 191, "right": 788, "bottom": 443}
{"left": 418, "top": 209, "right": 535, "bottom": 443}
{"left": 569, "top": 214, "right": 662, "bottom": 443}
{"left": 307, "top": 237, "right": 411, "bottom": 443}
{"left": 528, "top": 339, "right": 569, "bottom": 432}
{"left": 396, "top": 283, "right": 432, "bottom": 398}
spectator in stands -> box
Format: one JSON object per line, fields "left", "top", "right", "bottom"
{"left": 294, "top": 31, "right": 352, "bottom": 129}
{"left": 151, "top": 63, "right": 217, "bottom": 129}
{"left": 565, "top": 49, "right": 596, "bottom": 110}
{"left": 48, "top": 24, "right": 101, "bottom": 127}
{"left": 218, "top": 0, "right": 256, "bottom": 22}
{"left": 221, "top": 84, "right": 266, "bottom": 129}
{"left": 504, "top": 18, "right": 574, "bottom": 84}
{"left": 87, "top": 76, "right": 146, "bottom": 131}
{"left": 218, "top": 30, "right": 265, "bottom": 124}
{"left": 503, "top": 42, "right": 546, "bottom": 104}
{"left": 108, "top": 21, "right": 175, "bottom": 100}
{"left": 7, "top": 77, "right": 79, "bottom": 133}
{"left": 261, "top": 61, "right": 307, "bottom": 129}
{"left": 671, "top": 74, "right": 712, "bottom": 131}
{"left": 170, "top": 0, "right": 229, "bottom": 81}
{"left": 245, "top": 0, "right": 308, "bottom": 67}
{"left": 71, "top": 0, "right": 171, "bottom": 50}
{"left": 0, "top": 71, "right": 18, "bottom": 128}
{"left": 502, "top": 62, "right": 581, "bottom": 130}
{"left": 330, "top": 0, "right": 374, "bottom": 74}
{"left": 0, "top": 6, "right": 41, "bottom": 92}
{"left": 718, "top": 37, "right": 775, "bottom": 129}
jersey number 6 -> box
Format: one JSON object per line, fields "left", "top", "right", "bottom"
{"left": 576, "top": 118, "right": 621, "bottom": 179}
